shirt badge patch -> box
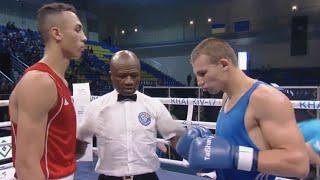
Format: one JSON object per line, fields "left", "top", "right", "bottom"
{"left": 138, "top": 112, "right": 151, "bottom": 126}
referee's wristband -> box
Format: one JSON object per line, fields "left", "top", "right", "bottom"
{"left": 236, "top": 146, "right": 259, "bottom": 172}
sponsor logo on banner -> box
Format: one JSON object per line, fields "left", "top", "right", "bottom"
{"left": 0, "top": 137, "right": 11, "bottom": 160}
{"left": 297, "top": 101, "right": 320, "bottom": 109}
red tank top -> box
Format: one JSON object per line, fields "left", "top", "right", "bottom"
{"left": 11, "top": 62, "right": 76, "bottom": 179}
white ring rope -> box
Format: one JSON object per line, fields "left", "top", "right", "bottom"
{"left": 0, "top": 100, "right": 9, "bottom": 107}
{"left": 0, "top": 96, "right": 319, "bottom": 170}
{"left": 1, "top": 97, "right": 319, "bottom": 129}
{"left": 2, "top": 97, "right": 320, "bottom": 109}
{"left": 0, "top": 163, "right": 13, "bottom": 170}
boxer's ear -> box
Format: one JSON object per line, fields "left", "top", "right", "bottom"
{"left": 218, "top": 58, "right": 230, "bottom": 71}
{"left": 51, "top": 26, "right": 62, "bottom": 41}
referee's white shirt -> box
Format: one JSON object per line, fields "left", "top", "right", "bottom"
{"left": 77, "top": 90, "right": 183, "bottom": 176}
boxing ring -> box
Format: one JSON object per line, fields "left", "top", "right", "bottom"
{"left": 0, "top": 86, "right": 320, "bottom": 179}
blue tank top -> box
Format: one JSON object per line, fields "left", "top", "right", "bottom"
{"left": 215, "top": 81, "right": 276, "bottom": 180}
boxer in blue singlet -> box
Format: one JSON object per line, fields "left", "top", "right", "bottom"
{"left": 176, "top": 37, "right": 310, "bottom": 180}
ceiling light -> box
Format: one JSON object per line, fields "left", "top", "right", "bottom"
{"left": 292, "top": 5, "right": 298, "bottom": 12}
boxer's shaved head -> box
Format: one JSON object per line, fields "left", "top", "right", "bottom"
{"left": 110, "top": 50, "right": 141, "bottom": 96}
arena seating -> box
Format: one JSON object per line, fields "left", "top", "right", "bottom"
{"left": 0, "top": 24, "right": 183, "bottom": 96}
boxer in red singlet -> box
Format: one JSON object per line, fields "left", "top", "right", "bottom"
{"left": 9, "top": 2, "right": 86, "bottom": 179}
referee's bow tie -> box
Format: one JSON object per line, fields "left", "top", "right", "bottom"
{"left": 117, "top": 94, "right": 137, "bottom": 101}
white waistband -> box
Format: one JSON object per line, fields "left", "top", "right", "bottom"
{"left": 51, "top": 173, "right": 75, "bottom": 180}
{"left": 10, "top": 173, "right": 75, "bottom": 180}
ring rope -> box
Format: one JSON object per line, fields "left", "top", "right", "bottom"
{"left": 1, "top": 97, "right": 320, "bottom": 109}
{"left": 0, "top": 96, "right": 319, "bottom": 170}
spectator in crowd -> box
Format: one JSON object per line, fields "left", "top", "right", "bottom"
{"left": 187, "top": 73, "right": 192, "bottom": 86}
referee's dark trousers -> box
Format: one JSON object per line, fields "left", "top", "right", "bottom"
{"left": 98, "top": 172, "right": 159, "bottom": 180}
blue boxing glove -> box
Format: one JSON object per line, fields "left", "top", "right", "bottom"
{"left": 176, "top": 126, "right": 212, "bottom": 160}
{"left": 308, "top": 136, "right": 320, "bottom": 155}
{"left": 188, "top": 136, "right": 259, "bottom": 172}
